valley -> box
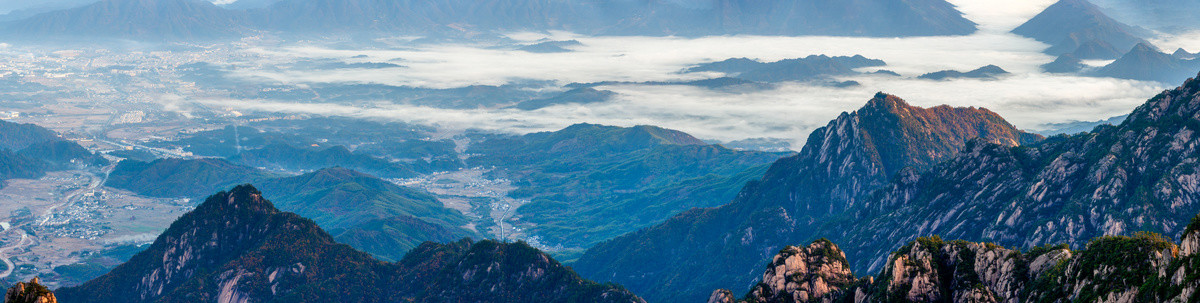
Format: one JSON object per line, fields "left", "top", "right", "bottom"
{"left": 0, "top": 168, "right": 188, "bottom": 288}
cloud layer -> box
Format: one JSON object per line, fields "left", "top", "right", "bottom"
{"left": 199, "top": 0, "right": 1170, "bottom": 149}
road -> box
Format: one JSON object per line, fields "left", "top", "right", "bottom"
{"left": 0, "top": 233, "right": 29, "bottom": 279}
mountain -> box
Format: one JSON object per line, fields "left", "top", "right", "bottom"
{"left": 574, "top": 93, "right": 1043, "bottom": 303}
{"left": 1176, "top": 48, "right": 1199, "bottom": 60}
{"left": 1038, "top": 114, "right": 1127, "bottom": 135}
{"left": 918, "top": 65, "right": 1010, "bottom": 80}
{"left": 1012, "top": 0, "right": 1147, "bottom": 59}
{"left": 467, "top": 123, "right": 786, "bottom": 253}
{"left": 0, "top": 120, "right": 105, "bottom": 184}
{"left": 7, "top": 0, "right": 251, "bottom": 40}
{"left": 518, "top": 40, "right": 584, "bottom": 53}
{"left": 1091, "top": 0, "right": 1200, "bottom": 32}
{"left": 686, "top": 55, "right": 887, "bottom": 83}
{"left": 712, "top": 219, "right": 1200, "bottom": 302}
{"left": 17, "top": 140, "right": 108, "bottom": 169}
{"left": 823, "top": 71, "right": 1200, "bottom": 273}
{"left": 249, "top": 0, "right": 589, "bottom": 35}
{"left": 1042, "top": 53, "right": 1086, "bottom": 73}
{"left": 1070, "top": 38, "right": 1123, "bottom": 59}
{"left": 257, "top": 167, "right": 477, "bottom": 260}
{"left": 7, "top": 0, "right": 977, "bottom": 40}
{"left": 219, "top": 0, "right": 281, "bottom": 10}
{"left": 0, "top": 150, "right": 48, "bottom": 183}
{"left": 0, "top": 0, "right": 97, "bottom": 22}
{"left": 104, "top": 158, "right": 274, "bottom": 198}
{"left": 54, "top": 185, "right": 644, "bottom": 302}
{"left": 1095, "top": 43, "right": 1200, "bottom": 83}
{"left": 229, "top": 144, "right": 423, "bottom": 178}
{"left": 514, "top": 88, "right": 616, "bottom": 110}
{"left": 0, "top": 120, "right": 61, "bottom": 151}
{"left": 591, "top": 0, "right": 977, "bottom": 37}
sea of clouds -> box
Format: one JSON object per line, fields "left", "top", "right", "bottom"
{"left": 203, "top": 0, "right": 1191, "bottom": 149}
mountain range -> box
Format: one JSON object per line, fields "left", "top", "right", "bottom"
{"left": 917, "top": 65, "right": 1010, "bottom": 81}
{"left": 1092, "top": 0, "right": 1200, "bottom": 32}
{"left": 580, "top": 71, "right": 1200, "bottom": 302}
{"left": 828, "top": 70, "right": 1200, "bottom": 272}
{"left": 8, "top": 0, "right": 251, "bottom": 40}
{"left": 54, "top": 185, "right": 644, "bottom": 302}
{"left": 1095, "top": 43, "right": 1200, "bottom": 84}
{"left": 2, "top": 0, "right": 979, "bottom": 40}
{"left": 685, "top": 55, "right": 887, "bottom": 83}
{"left": 573, "top": 93, "right": 1043, "bottom": 302}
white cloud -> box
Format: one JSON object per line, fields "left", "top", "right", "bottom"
{"left": 199, "top": 0, "right": 1169, "bottom": 150}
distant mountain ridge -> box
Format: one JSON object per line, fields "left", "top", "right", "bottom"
{"left": 918, "top": 65, "right": 1009, "bottom": 80}
{"left": 1095, "top": 43, "right": 1200, "bottom": 83}
{"left": 8, "top": 0, "right": 251, "bottom": 40}
{"left": 685, "top": 55, "right": 887, "bottom": 83}
{"left": 3, "top": 0, "right": 978, "bottom": 40}
{"left": 55, "top": 185, "right": 644, "bottom": 302}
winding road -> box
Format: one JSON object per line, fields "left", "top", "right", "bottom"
{"left": 0, "top": 233, "right": 29, "bottom": 279}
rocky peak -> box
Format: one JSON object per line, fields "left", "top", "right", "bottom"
{"left": 56, "top": 184, "right": 341, "bottom": 303}
{"left": 737, "top": 239, "right": 859, "bottom": 302}
{"left": 758, "top": 93, "right": 1039, "bottom": 216}
{"left": 4, "top": 278, "right": 56, "bottom": 303}
{"left": 57, "top": 185, "right": 642, "bottom": 303}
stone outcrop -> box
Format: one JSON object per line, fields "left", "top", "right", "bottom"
{"left": 731, "top": 239, "right": 865, "bottom": 303}
{"left": 4, "top": 278, "right": 56, "bottom": 303}
{"left": 717, "top": 216, "right": 1200, "bottom": 302}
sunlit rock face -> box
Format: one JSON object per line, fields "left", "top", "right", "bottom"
{"left": 5, "top": 278, "right": 57, "bottom": 303}
{"left": 715, "top": 220, "right": 1200, "bottom": 303}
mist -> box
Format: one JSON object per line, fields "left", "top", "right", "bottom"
{"left": 199, "top": 0, "right": 1166, "bottom": 149}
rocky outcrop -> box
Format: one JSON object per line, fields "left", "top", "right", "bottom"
{"left": 4, "top": 278, "right": 56, "bottom": 303}
{"left": 720, "top": 219, "right": 1200, "bottom": 302}
{"left": 733, "top": 239, "right": 864, "bottom": 302}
